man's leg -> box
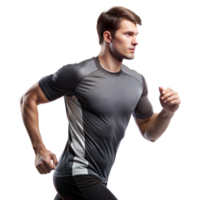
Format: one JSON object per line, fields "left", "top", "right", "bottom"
{"left": 53, "top": 176, "right": 88, "bottom": 200}
{"left": 76, "top": 181, "right": 118, "bottom": 200}
{"left": 53, "top": 175, "right": 118, "bottom": 200}
{"left": 73, "top": 175, "right": 118, "bottom": 200}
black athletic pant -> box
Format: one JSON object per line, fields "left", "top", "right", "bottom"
{"left": 53, "top": 175, "right": 118, "bottom": 200}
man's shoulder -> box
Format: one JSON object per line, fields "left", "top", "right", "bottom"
{"left": 122, "top": 63, "right": 143, "bottom": 85}
{"left": 63, "top": 57, "right": 95, "bottom": 69}
{"left": 59, "top": 57, "right": 97, "bottom": 86}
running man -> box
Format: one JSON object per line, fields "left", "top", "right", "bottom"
{"left": 20, "top": 6, "right": 181, "bottom": 200}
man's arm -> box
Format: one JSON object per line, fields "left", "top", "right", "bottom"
{"left": 143, "top": 109, "right": 174, "bottom": 143}
{"left": 134, "top": 109, "right": 173, "bottom": 143}
{"left": 20, "top": 82, "right": 50, "bottom": 154}
{"left": 135, "top": 86, "right": 183, "bottom": 143}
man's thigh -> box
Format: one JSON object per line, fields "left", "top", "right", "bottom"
{"left": 53, "top": 176, "right": 87, "bottom": 200}
{"left": 53, "top": 175, "right": 118, "bottom": 200}
{"left": 73, "top": 175, "right": 118, "bottom": 200}
{"left": 78, "top": 182, "right": 118, "bottom": 200}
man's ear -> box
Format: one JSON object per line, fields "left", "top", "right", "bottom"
{"left": 103, "top": 31, "right": 112, "bottom": 43}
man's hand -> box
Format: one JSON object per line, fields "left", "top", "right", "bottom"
{"left": 35, "top": 148, "right": 58, "bottom": 174}
{"left": 159, "top": 87, "right": 181, "bottom": 113}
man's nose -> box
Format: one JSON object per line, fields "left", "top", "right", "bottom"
{"left": 132, "top": 36, "right": 139, "bottom": 45}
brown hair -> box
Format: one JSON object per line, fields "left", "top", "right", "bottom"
{"left": 96, "top": 6, "right": 142, "bottom": 45}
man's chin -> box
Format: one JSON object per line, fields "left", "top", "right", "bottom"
{"left": 123, "top": 54, "right": 134, "bottom": 60}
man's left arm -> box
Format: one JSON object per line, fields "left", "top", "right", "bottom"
{"left": 143, "top": 87, "right": 181, "bottom": 142}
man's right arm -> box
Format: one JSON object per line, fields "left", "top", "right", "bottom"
{"left": 20, "top": 82, "right": 50, "bottom": 154}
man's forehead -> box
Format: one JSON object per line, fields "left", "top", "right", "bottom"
{"left": 119, "top": 19, "right": 138, "bottom": 32}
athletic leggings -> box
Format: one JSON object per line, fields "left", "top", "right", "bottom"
{"left": 53, "top": 174, "right": 118, "bottom": 200}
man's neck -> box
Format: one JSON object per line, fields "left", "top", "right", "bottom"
{"left": 98, "top": 47, "right": 122, "bottom": 73}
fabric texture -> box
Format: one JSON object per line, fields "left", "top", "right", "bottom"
{"left": 39, "top": 56, "right": 154, "bottom": 185}
{"left": 53, "top": 175, "right": 118, "bottom": 200}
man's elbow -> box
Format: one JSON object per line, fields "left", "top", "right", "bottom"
{"left": 143, "top": 131, "right": 156, "bottom": 143}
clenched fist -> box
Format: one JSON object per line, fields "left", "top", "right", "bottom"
{"left": 35, "top": 148, "right": 58, "bottom": 174}
{"left": 159, "top": 86, "right": 181, "bottom": 113}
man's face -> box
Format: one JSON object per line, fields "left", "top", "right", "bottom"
{"left": 108, "top": 19, "right": 139, "bottom": 60}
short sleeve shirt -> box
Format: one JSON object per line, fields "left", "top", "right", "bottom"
{"left": 38, "top": 56, "right": 154, "bottom": 184}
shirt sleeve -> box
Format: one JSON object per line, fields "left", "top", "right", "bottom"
{"left": 38, "top": 64, "right": 78, "bottom": 101}
{"left": 132, "top": 74, "right": 154, "bottom": 119}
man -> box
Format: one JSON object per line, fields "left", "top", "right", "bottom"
{"left": 20, "top": 6, "right": 181, "bottom": 200}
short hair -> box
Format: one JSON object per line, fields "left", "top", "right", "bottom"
{"left": 96, "top": 6, "right": 142, "bottom": 45}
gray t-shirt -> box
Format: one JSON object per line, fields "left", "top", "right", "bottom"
{"left": 38, "top": 56, "right": 154, "bottom": 184}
